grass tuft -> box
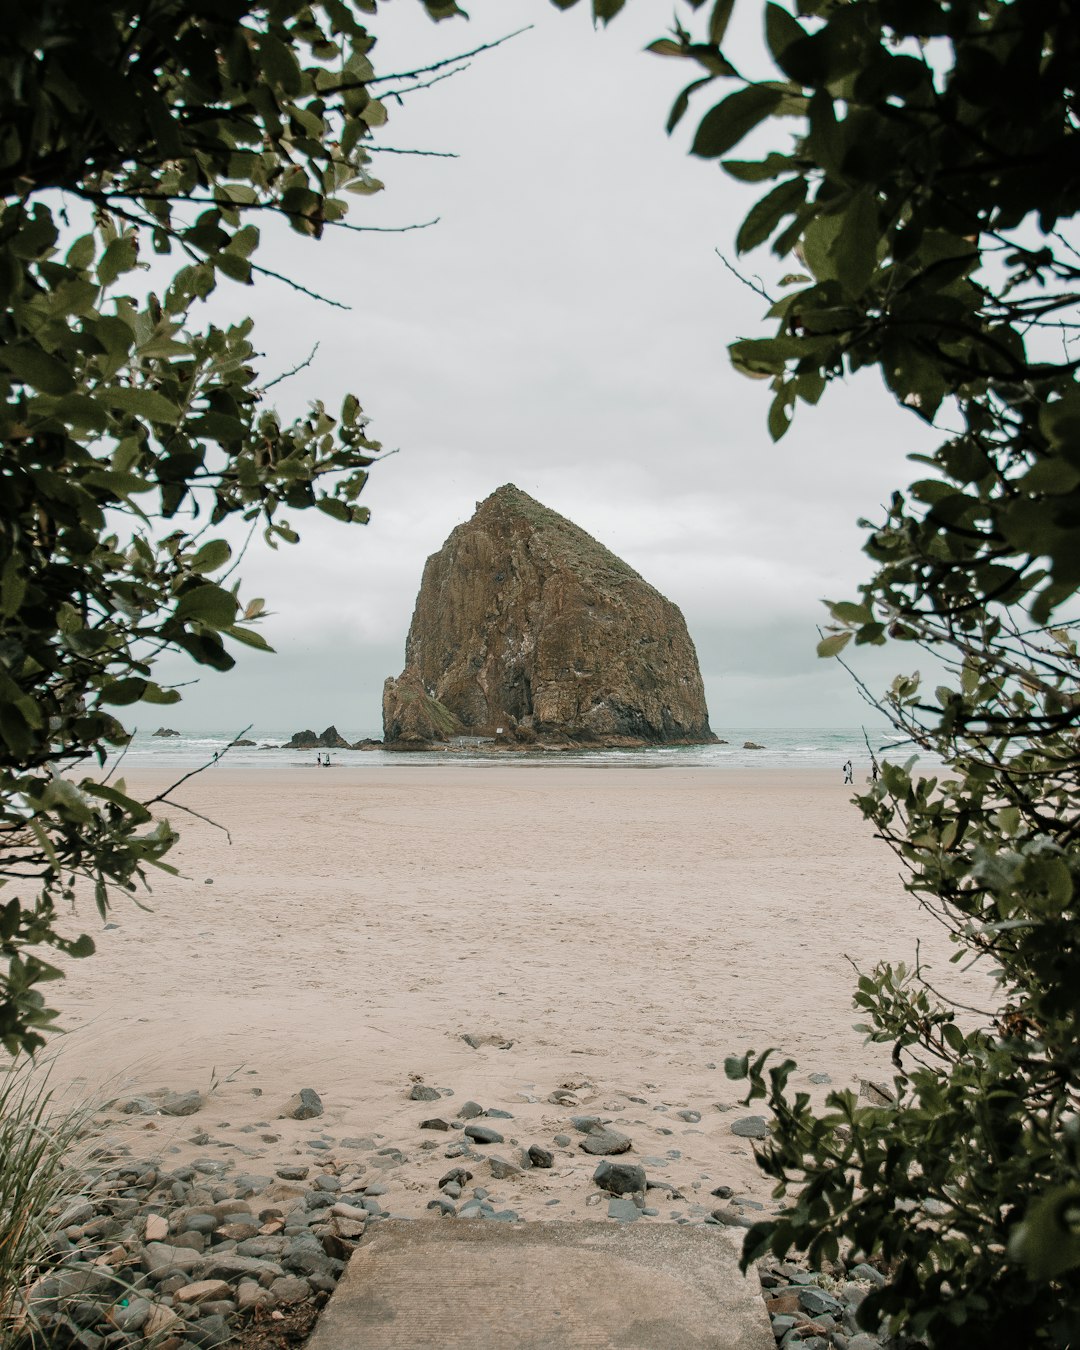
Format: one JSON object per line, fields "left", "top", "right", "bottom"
{"left": 0, "top": 1057, "right": 91, "bottom": 1348}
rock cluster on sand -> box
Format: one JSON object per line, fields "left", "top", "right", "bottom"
{"left": 31, "top": 1078, "right": 892, "bottom": 1349}
{"left": 383, "top": 484, "right": 717, "bottom": 750}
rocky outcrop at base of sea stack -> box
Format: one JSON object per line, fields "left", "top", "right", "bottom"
{"left": 285, "top": 726, "right": 352, "bottom": 750}
{"left": 383, "top": 484, "right": 716, "bottom": 750}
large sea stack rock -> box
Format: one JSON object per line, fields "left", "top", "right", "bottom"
{"left": 382, "top": 485, "right": 716, "bottom": 748}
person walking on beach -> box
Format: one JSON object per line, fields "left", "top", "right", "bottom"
{"left": 871, "top": 757, "right": 879, "bottom": 783}
{"left": 843, "top": 759, "right": 853, "bottom": 784}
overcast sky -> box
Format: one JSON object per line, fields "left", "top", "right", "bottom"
{"left": 153, "top": 1, "right": 938, "bottom": 738}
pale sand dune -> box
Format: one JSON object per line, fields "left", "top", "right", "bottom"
{"left": 50, "top": 766, "right": 992, "bottom": 1220}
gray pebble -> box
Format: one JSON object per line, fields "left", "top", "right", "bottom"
{"left": 408, "top": 1084, "right": 440, "bottom": 1102}
{"left": 161, "top": 1090, "right": 204, "bottom": 1117}
{"left": 579, "top": 1128, "right": 631, "bottom": 1156}
{"left": 730, "top": 1116, "right": 769, "bottom": 1139}
{"left": 281, "top": 1088, "right": 324, "bottom": 1121}
{"left": 593, "top": 1161, "right": 646, "bottom": 1196}
{"left": 487, "top": 1155, "right": 521, "bottom": 1180}
{"left": 607, "top": 1197, "right": 641, "bottom": 1223}
{"left": 527, "top": 1145, "right": 554, "bottom": 1169}
{"left": 464, "top": 1124, "right": 504, "bottom": 1145}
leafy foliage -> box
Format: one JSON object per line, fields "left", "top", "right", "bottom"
{"left": 0, "top": 0, "right": 462, "bottom": 1055}
{"left": 555, "top": 0, "right": 1080, "bottom": 1343}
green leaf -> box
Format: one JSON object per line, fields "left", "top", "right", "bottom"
{"left": 104, "top": 386, "right": 182, "bottom": 424}
{"left": 1009, "top": 1188, "right": 1080, "bottom": 1281}
{"left": 692, "top": 85, "right": 784, "bottom": 159}
{"left": 708, "top": 0, "right": 737, "bottom": 45}
{"left": 223, "top": 624, "right": 274, "bottom": 652}
{"left": 98, "top": 678, "right": 150, "bottom": 706}
{"left": 97, "top": 236, "right": 138, "bottom": 286}
{"left": 816, "top": 632, "right": 852, "bottom": 658}
{"left": 829, "top": 190, "right": 880, "bottom": 296}
{"left": 190, "top": 539, "right": 232, "bottom": 574}
{"left": 0, "top": 345, "right": 76, "bottom": 395}
{"left": 736, "top": 177, "right": 807, "bottom": 253}
{"left": 174, "top": 585, "right": 240, "bottom": 628}
{"left": 764, "top": 4, "right": 806, "bottom": 63}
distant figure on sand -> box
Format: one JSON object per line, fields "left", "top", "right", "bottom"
{"left": 871, "top": 757, "right": 879, "bottom": 782}
{"left": 843, "top": 759, "right": 853, "bottom": 784}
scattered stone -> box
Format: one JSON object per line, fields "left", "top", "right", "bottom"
{"left": 709, "top": 1206, "right": 755, "bottom": 1229}
{"left": 607, "top": 1197, "right": 641, "bottom": 1222}
{"left": 420, "top": 1117, "right": 452, "bottom": 1131}
{"left": 144, "top": 1242, "right": 202, "bottom": 1278}
{"left": 799, "top": 1285, "right": 842, "bottom": 1317}
{"left": 143, "top": 1305, "right": 182, "bottom": 1338}
{"left": 592, "top": 1161, "right": 646, "bottom": 1196}
{"left": 486, "top": 1155, "right": 522, "bottom": 1181}
{"left": 458, "top": 1101, "right": 485, "bottom": 1120}
{"left": 108, "top": 1295, "right": 152, "bottom": 1333}
{"left": 461, "top": 1033, "right": 513, "bottom": 1050}
{"left": 527, "top": 1145, "right": 554, "bottom": 1169}
{"left": 120, "top": 1096, "right": 160, "bottom": 1116}
{"left": 579, "top": 1128, "right": 632, "bottom": 1156}
{"left": 808, "top": 1072, "right": 832, "bottom": 1085}
{"left": 438, "top": 1168, "right": 473, "bottom": 1189}
{"left": 710, "top": 1185, "right": 734, "bottom": 1199}
{"left": 281, "top": 1088, "right": 324, "bottom": 1120}
{"left": 730, "top": 1116, "right": 769, "bottom": 1140}
{"left": 276, "top": 1165, "right": 310, "bottom": 1181}
{"left": 409, "top": 1084, "right": 440, "bottom": 1102}
{"left": 486, "top": 1109, "right": 514, "bottom": 1120}
{"left": 463, "top": 1123, "right": 504, "bottom": 1146}
{"left": 144, "top": 1214, "right": 169, "bottom": 1242}
{"left": 161, "top": 1090, "right": 204, "bottom": 1117}
{"left": 859, "top": 1079, "right": 896, "bottom": 1106}
{"left": 269, "top": 1274, "right": 311, "bottom": 1304}
{"left": 176, "top": 1279, "right": 232, "bottom": 1305}
{"left": 552, "top": 1133, "right": 571, "bottom": 1148}
{"left": 675, "top": 1109, "right": 701, "bottom": 1123}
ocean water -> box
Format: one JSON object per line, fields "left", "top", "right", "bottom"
{"left": 107, "top": 725, "right": 919, "bottom": 773}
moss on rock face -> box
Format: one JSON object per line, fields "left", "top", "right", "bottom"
{"left": 381, "top": 672, "right": 461, "bottom": 746}
{"left": 383, "top": 485, "right": 716, "bottom": 748}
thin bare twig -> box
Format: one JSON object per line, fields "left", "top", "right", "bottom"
{"left": 368, "top": 28, "right": 531, "bottom": 85}
{"left": 159, "top": 797, "right": 234, "bottom": 843}
{"left": 367, "top": 146, "right": 459, "bottom": 158}
{"left": 262, "top": 342, "right": 320, "bottom": 393}
{"left": 715, "top": 249, "right": 775, "bottom": 304}
{"left": 146, "top": 724, "right": 253, "bottom": 807}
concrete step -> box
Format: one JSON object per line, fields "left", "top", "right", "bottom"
{"left": 307, "top": 1218, "right": 774, "bottom": 1349}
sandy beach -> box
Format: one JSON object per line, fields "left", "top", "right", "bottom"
{"left": 48, "top": 764, "right": 989, "bottom": 1223}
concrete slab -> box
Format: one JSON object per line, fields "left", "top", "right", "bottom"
{"left": 307, "top": 1219, "right": 774, "bottom": 1350}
